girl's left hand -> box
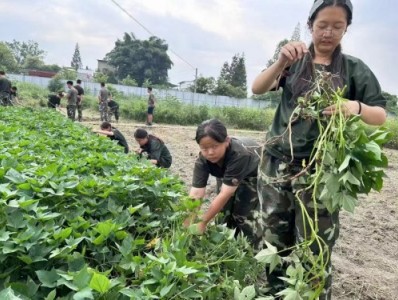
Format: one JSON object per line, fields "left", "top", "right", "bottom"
{"left": 322, "top": 100, "right": 361, "bottom": 117}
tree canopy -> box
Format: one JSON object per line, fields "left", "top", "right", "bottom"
{"left": 6, "top": 40, "right": 46, "bottom": 68}
{"left": 0, "top": 42, "right": 18, "bottom": 72}
{"left": 105, "top": 33, "right": 173, "bottom": 86}
{"left": 214, "top": 53, "right": 247, "bottom": 98}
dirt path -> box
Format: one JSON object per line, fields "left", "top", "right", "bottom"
{"left": 86, "top": 120, "right": 398, "bottom": 300}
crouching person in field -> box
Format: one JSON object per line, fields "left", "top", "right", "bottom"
{"left": 183, "top": 119, "right": 266, "bottom": 250}
{"left": 133, "top": 128, "right": 172, "bottom": 168}
{"left": 93, "top": 122, "right": 129, "bottom": 154}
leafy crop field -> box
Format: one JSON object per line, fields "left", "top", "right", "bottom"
{"left": 0, "top": 108, "right": 267, "bottom": 299}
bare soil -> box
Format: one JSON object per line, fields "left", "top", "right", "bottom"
{"left": 86, "top": 119, "right": 398, "bottom": 300}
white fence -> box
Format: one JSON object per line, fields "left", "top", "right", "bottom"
{"left": 8, "top": 74, "right": 272, "bottom": 109}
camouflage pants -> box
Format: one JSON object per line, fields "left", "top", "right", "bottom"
{"left": 216, "top": 177, "right": 265, "bottom": 251}
{"left": 66, "top": 105, "right": 76, "bottom": 121}
{"left": 258, "top": 152, "right": 340, "bottom": 299}
{"left": 99, "top": 103, "right": 108, "bottom": 122}
{"left": 0, "top": 92, "right": 12, "bottom": 106}
{"left": 77, "top": 103, "right": 83, "bottom": 122}
{"left": 108, "top": 107, "right": 119, "bottom": 122}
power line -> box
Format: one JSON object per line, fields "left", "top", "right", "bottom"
{"left": 110, "top": 0, "right": 196, "bottom": 70}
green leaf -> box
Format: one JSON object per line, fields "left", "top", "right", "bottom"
{"left": 0, "top": 287, "right": 22, "bottom": 300}
{"left": 53, "top": 227, "right": 72, "bottom": 240}
{"left": 44, "top": 290, "right": 56, "bottom": 300}
{"left": 95, "top": 220, "right": 116, "bottom": 237}
{"left": 176, "top": 266, "right": 198, "bottom": 275}
{"left": 73, "top": 267, "right": 92, "bottom": 290}
{"left": 341, "top": 194, "right": 357, "bottom": 213}
{"left": 238, "top": 285, "right": 256, "bottom": 300}
{"left": 276, "top": 287, "right": 303, "bottom": 300}
{"left": 0, "top": 229, "right": 11, "bottom": 242}
{"left": 72, "top": 288, "right": 93, "bottom": 300}
{"left": 338, "top": 155, "right": 351, "bottom": 172}
{"left": 36, "top": 269, "right": 60, "bottom": 288}
{"left": 89, "top": 273, "right": 111, "bottom": 294}
{"left": 5, "top": 169, "right": 26, "bottom": 184}
{"left": 254, "top": 241, "right": 282, "bottom": 273}
{"left": 160, "top": 283, "right": 175, "bottom": 298}
{"left": 364, "top": 141, "right": 382, "bottom": 161}
{"left": 339, "top": 171, "right": 361, "bottom": 186}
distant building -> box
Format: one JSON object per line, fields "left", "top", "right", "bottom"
{"left": 97, "top": 60, "right": 116, "bottom": 73}
{"left": 27, "top": 70, "right": 57, "bottom": 78}
{"left": 77, "top": 68, "right": 94, "bottom": 82}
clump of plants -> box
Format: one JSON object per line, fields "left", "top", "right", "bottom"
{"left": 256, "top": 70, "right": 391, "bottom": 299}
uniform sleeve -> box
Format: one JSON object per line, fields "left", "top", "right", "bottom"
{"left": 222, "top": 153, "right": 252, "bottom": 186}
{"left": 147, "top": 140, "right": 162, "bottom": 161}
{"left": 192, "top": 156, "right": 210, "bottom": 188}
{"left": 346, "top": 58, "right": 386, "bottom": 108}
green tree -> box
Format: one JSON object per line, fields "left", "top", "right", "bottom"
{"left": 229, "top": 53, "right": 247, "bottom": 92}
{"left": 214, "top": 80, "right": 247, "bottom": 99}
{"left": 106, "top": 33, "right": 173, "bottom": 86}
{"left": 71, "top": 43, "right": 83, "bottom": 71}
{"left": 6, "top": 40, "right": 46, "bottom": 67}
{"left": 0, "top": 42, "right": 18, "bottom": 72}
{"left": 214, "top": 53, "right": 247, "bottom": 98}
{"left": 93, "top": 72, "right": 109, "bottom": 83}
{"left": 48, "top": 77, "right": 64, "bottom": 93}
{"left": 56, "top": 68, "right": 77, "bottom": 80}
{"left": 22, "top": 55, "right": 45, "bottom": 70}
{"left": 40, "top": 64, "right": 62, "bottom": 72}
{"left": 188, "top": 76, "right": 216, "bottom": 94}
{"left": 121, "top": 75, "right": 138, "bottom": 86}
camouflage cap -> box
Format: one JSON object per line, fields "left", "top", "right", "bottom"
{"left": 309, "top": 0, "right": 353, "bottom": 19}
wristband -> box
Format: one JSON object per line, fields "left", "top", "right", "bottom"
{"left": 356, "top": 100, "right": 362, "bottom": 115}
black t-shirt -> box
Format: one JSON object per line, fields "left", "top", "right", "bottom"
{"left": 48, "top": 94, "right": 61, "bottom": 108}
{"left": 74, "top": 85, "right": 84, "bottom": 103}
{"left": 110, "top": 128, "right": 129, "bottom": 153}
{"left": 140, "top": 137, "right": 172, "bottom": 168}
{"left": 0, "top": 77, "right": 11, "bottom": 94}
{"left": 192, "top": 138, "right": 260, "bottom": 188}
{"left": 108, "top": 100, "right": 119, "bottom": 109}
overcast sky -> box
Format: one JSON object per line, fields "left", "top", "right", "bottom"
{"left": 1, "top": 0, "right": 397, "bottom": 95}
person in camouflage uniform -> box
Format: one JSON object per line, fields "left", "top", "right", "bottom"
{"left": 183, "top": 119, "right": 265, "bottom": 250}
{"left": 252, "top": 0, "right": 387, "bottom": 298}
{"left": 0, "top": 71, "right": 12, "bottom": 106}
{"left": 74, "top": 79, "right": 85, "bottom": 122}
{"left": 66, "top": 81, "right": 78, "bottom": 121}
{"left": 107, "top": 97, "right": 120, "bottom": 123}
{"left": 98, "top": 82, "right": 109, "bottom": 122}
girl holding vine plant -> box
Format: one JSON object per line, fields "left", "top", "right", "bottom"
{"left": 252, "top": 0, "right": 387, "bottom": 298}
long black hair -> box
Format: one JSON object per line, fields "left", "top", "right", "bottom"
{"left": 195, "top": 119, "right": 227, "bottom": 144}
{"left": 134, "top": 128, "right": 164, "bottom": 144}
{"left": 291, "top": 0, "right": 353, "bottom": 101}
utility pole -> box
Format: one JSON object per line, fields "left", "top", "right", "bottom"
{"left": 191, "top": 68, "right": 198, "bottom": 105}
{"left": 194, "top": 68, "right": 198, "bottom": 94}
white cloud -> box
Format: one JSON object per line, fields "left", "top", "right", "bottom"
{"left": 120, "top": 0, "right": 246, "bottom": 40}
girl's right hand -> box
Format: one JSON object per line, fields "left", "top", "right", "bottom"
{"left": 278, "top": 41, "right": 308, "bottom": 67}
